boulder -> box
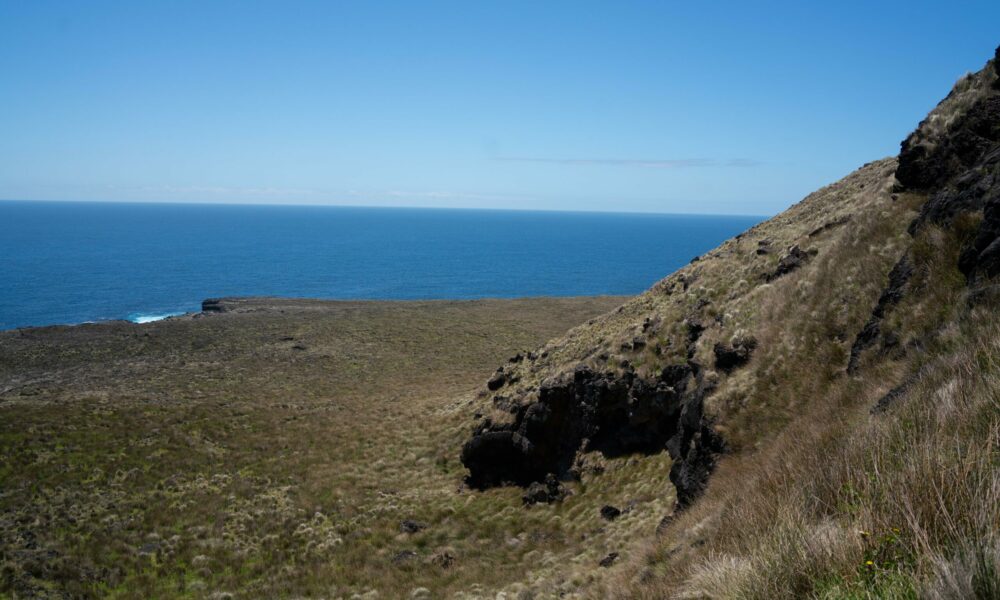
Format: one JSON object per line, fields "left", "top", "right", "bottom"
{"left": 391, "top": 550, "right": 418, "bottom": 565}
{"left": 713, "top": 337, "right": 757, "bottom": 373}
{"left": 487, "top": 369, "right": 506, "bottom": 391}
{"left": 765, "top": 245, "right": 813, "bottom": 281}
{"left": 399, "top": 520, "right": 426, "bottom": 534}
{"left": 600, "top": 505, "right": 621, "bottom": 521}
{"left": 522, "top": 474, "right": 567, "bottom": 505}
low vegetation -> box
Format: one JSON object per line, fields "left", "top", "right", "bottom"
{"left": 1, "top": 297, "right": 668, "bottom": 599}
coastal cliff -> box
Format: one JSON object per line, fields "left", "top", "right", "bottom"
{"left": 462, "top": 46, "right": 1000, "bottom": 597}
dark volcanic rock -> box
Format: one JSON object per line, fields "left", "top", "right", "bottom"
{"left": 201, "top": 298, "right": 228, "bottom": 313}
{"left": 765, "top": 245, "right": 813, "bottom": 281}
{"left": 871, "top": 380, "right": 912, "bottom": 415}
{"left": 959, "top": 198, "right": 1000, "bottom": 282}
{"left": 522, "top": 481, "right": 551, "bottom": 505}
{"left": 664, "top": 373, "right": 726, "bottom": 508}
{"left": 600, "top": 505, "right": 622, "bottom": 521}
{"left": 461, "top": 430, "right": 537, "bottom": 488}
{"left": 399, "top": 519, "right": 426, "bottom": 534}
{"left": 713, "top": 337, "right": 757, "bottom": 373}
{"left": 462, "top": 359, "right": 724, "bottom": 509}
{"left": 685, "top": 320, "right": 704, "bottom": 342}
{"left": 898, "top": 76, "right": 1000, "bottom": 199}
{"left": 847, "top": 255, "right": 913, "bottom": 374}
{"left": 899, "top": 48, "right": 1000, "bottom": 259}
{"left": 522, "top": 474, "right": 567, "bottom": 505}
{"left": 487, "top": 369, "right": 506, "bottom": 391}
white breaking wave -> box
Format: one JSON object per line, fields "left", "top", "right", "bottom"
{"left": 129, "top": 312, "right": 184, "bottom": 324}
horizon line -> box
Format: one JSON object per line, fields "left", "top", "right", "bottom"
{"left": 0, "top": 197, "right": 772, "bottom": 220}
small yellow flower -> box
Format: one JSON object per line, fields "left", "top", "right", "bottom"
{"left": 865, "top": 560, "right": 874, "bottom": 566}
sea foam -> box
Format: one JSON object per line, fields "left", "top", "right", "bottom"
{"left": 129, "top": 312, "right": 184, "bottom": 324}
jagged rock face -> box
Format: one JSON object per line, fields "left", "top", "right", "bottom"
{"left": 899, "top": 47, "right": 1000, "bottom": 233}
{"left": 846, "top": 47, "right": 1000, "bottom": 375}
{"left": 461, "top": 362, "right": 721, "bottom": 504}
{"left": 960, "top": 197, "right": 1000, "bottom": 282}
{"left": 897, "top": 46, "right": 1000, "bottom": 198}
{"left": 896, "top": 46, "right": 1000, "bottom": 295}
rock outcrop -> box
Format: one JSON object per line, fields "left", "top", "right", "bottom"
{"left": 713, "top": 336, "right": 757, "bottom": 373}
{"left": 765, "top": 244, "right": 815, "bottom": 281}
{"left": 201, "top": 298, "right": 230, "bottom": 313}
{"left": 462, "top": 359, "right": 724, "bottom": 507}
{"left": 898, "top": 46, "right": 1000, "bottom": 289}
{"left": 848, "top": 46, "right": 1000, "bottom": 373}
{"left": 847, "top": 255, "right": 913, "bottom": 374}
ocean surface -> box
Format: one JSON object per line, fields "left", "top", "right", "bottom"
{"left": 0, "top": 201, "right": 763, "bottom": 330}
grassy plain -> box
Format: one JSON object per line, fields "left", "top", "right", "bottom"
{"left": 0, "top": 296, "right": 692, "bottom": 599}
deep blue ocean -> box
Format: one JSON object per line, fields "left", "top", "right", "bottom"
{"left": 0, "top": 201, "right": 762, "bottom": 330}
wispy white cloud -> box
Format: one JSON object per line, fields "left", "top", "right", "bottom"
{"left": 133, "top": 185, "right": 321, "bottom": 196}
{"left": 371, "top": 190, "right": 532, "bottom": 202}
{"left": 494, "top": 157, "right": 761, "bottom": 168}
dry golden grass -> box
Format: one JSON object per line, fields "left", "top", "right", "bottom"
{"left": 616, "top": 313, "right": 999, "bottom": 599}
{"left": 607, "top": 191, "right": 1000, "bottom": 598}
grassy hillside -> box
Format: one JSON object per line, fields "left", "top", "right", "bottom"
{"left": 461, "top": 47, "right": 1000, "bottom": 599}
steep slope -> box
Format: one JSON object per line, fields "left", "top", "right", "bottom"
{"left": 462, "top": 155, "right": 904, "bottom": 501}
{"left": 461, "top": 46, "right": 1000, "bottom": 597}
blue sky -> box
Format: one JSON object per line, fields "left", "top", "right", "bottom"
{"left": 1, "top": 1, "right": 997, "bottom": 215}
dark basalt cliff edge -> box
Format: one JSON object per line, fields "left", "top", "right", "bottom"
{"left": 846, "top": 46, "right": 1000, "bottom": 377}
{"left": 460, "top": 46, "right": 1000, "bottom": 518}
{"left": 901, "top": 46, "right": 1000, "bottom": 280}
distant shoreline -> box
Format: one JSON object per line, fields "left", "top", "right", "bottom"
{"left": 1, "top": 295, "right": 632, "bottom": 333}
